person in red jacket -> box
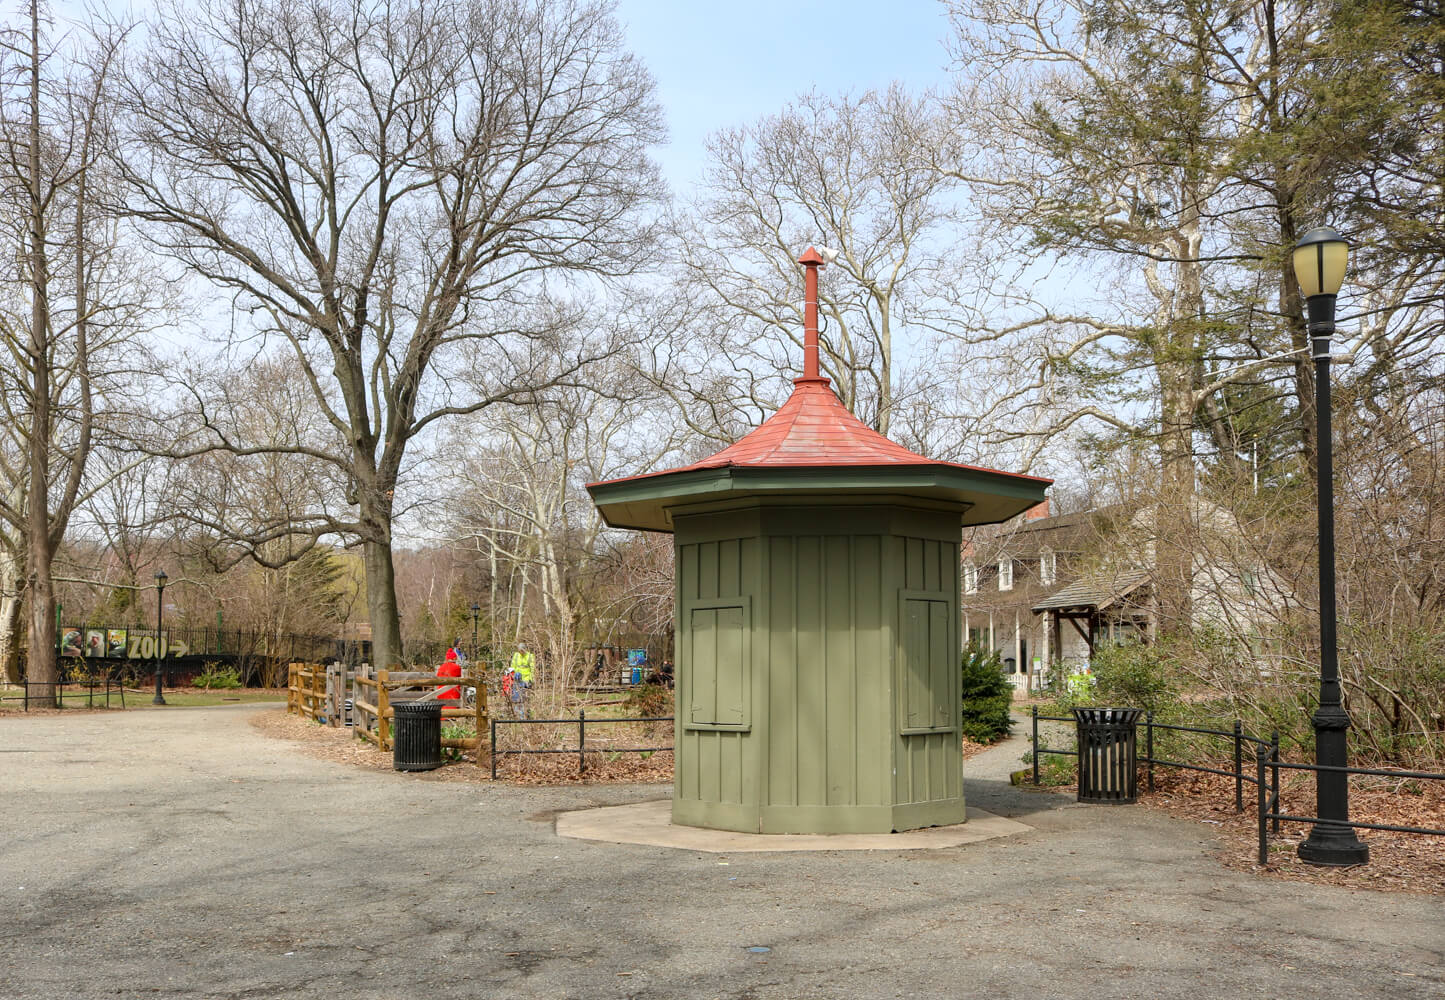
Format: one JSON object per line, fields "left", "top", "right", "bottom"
{"left": 436, "top": 647, "right": 462, "bottom": 705}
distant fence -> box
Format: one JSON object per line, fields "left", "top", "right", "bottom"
{"left": 0, "top": 678, "right": 127, "bottom": 710}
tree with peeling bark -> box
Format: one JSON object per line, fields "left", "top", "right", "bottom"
{"left": 111, "top": 0, "right": 665, "bottom": 670}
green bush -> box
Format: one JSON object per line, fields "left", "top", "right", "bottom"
{"left": 624, "top": 683, "right": 672, "bottom": 718}
{"left": 194, "top": 664, "right": 242, "bottom": 689}
{"left": 441, "top": 721, "right": 473, "bottom": 762}
{"left": 1089, "top": 642, "right": 1179, "bottom": 714}
{"left": 960, "top": 642, "right": 1014, "bottom": 744}
{"left": 1020, "top": 734, "right": 1076, "bottom": 786}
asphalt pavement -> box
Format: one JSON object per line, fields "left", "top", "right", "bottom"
{"left": 1, "top": 705, "right": 1440, "bottom": 999}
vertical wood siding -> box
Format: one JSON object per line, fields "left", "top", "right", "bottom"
{"left": 676, "top": 535, "right": 757, "bottom": 805}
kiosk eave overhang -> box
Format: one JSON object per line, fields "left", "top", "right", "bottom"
{"left": 587, "top": 464, "right": 1049, "bottom": 533}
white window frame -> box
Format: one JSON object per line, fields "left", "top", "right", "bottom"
{"left": 964, "top": 562, "right": 978, "bottom": 594}
{"left": 1041, "top": 549, "right": 1056, "bottom": 586}
{"left": 998, "top": 557, "right": 1013, "bottom": 591}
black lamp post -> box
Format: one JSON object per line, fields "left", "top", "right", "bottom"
{"left": 152, "top": 569, "right": 168, "bottom": 705}
{"left": 470, "top": 602, "right": 481, "bottom": 661}
{"left": 1292, "top": 227, "right": 1368, "bottom": 866}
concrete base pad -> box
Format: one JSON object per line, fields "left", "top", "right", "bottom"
{"left": 555, "top": 798, "right": 1031, "bottom": 852}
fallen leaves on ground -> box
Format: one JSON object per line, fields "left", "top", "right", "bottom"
{"left": 249, "top": 706, "right": 674, "bottom": 784}
{"left": 1140, "top": 764, "right": 1445, "bottom": 895}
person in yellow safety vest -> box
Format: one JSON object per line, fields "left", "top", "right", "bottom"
{"left": 505, "top": 643, "right": 535, "bottom": 718}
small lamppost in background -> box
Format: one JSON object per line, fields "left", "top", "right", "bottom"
{"left": 1291, "top": 226, "right": 1369, "bottom": 866}
{"left": 471, "top": 601, "right": 482, "bottom": 664}
{"left": 152, "top": 569, "right": 168, "bottom": 705}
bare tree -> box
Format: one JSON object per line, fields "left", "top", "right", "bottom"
{"left": 444, "top": 350, "right": 681, "bottom": 678}
{"left": 670, "top": 86, "right": 966, "bottom": 439}
{"left": 111, "top": 0, "right": 665, "bottom": 668}
{"left": 0, "top": 7, "right": 144, "bottom": 698}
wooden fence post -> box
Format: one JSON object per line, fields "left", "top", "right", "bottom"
{"left": 473, "top": 671, "right": 487, "bottom": 742}
{"left": 377, "top": 668, "right": 391, "bottom": 751}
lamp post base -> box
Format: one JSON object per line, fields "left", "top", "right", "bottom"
{"left": 1298, "top": 824, "right": 1369, "bottom": 866}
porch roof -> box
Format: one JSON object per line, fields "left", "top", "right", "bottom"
{"left": 1031, "top": 570, "right": 1151, "bottom": 615}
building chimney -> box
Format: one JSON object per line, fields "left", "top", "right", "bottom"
{"left": 797, "top": 247, "right": 825, "bottom": 381}
{"left": 1024, "top": 499, "right": 1050, "bottom": 521}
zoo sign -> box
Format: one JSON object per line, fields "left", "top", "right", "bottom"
{"left": 62, "top": 626, "right": 191, "bottom": 659}
{"left": 128, "top": 636, "right": 189, "bottom": 660}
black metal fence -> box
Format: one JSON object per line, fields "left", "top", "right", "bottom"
{"left": 1028, "top": 706, "right": 1445, "bottom": 865}
{"left": 1, "top": 678, "right": 127, "bottom": 710}
{"left": 1253, "top": 752, "right": 1445, "bottom": 864}
{"left": 489, "top": 711, "right": 673, "bottom": 779}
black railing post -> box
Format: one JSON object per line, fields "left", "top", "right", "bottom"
{"left": 579, "top": 709, "right": 586, "bottom": 775}
{"left": 490, "top": 718, "right": 498, "bottom": 780}
{"left": 1031, "top": 705, "right": 1039, "bottom": 785}
{"left": 1146, "top": 711, "right": 1155, "bottom": 792}
{"left": 1256, "top": 745, "right": 1269, "bottom": 866}
{"left": 1234, "top": 720, "right": 1244, "bottom": 812}
{"left": 1270, "top": 731, "right": 1281, "bottom": 834}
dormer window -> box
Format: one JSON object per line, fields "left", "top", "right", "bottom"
{"left": 964, "top": 562, "right": 978, "bottom": 594}
{"left": 1041, "top": 549, "right": 1056, "bottom": 586}
{"left": 998, "top": 558, "right": 1013, "bottom": 591}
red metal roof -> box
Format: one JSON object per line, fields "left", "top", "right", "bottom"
{"left": 590, "top": 375, "right": 1049, "bottom": 488}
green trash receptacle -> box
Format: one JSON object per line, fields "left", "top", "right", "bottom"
{"left": 392, "top": 701, "right": 443, "bottom": 772}
{"left": 1072, "top": 707, "right": 1143, "bottom": 804}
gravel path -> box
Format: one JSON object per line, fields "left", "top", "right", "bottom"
{"left": 1, "top": 704, "right": 1440, "bottom": 999}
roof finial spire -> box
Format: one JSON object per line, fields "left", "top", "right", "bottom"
{"left": 797, "top": 246, "right": 825, "bottom": 381}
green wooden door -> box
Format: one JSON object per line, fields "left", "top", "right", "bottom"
{"left": 899, "top": 593, "right": 953, "bottom": 734}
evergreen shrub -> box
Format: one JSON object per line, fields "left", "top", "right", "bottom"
{"left": 960, "top": 642, "right": 1013, "bottom": 744}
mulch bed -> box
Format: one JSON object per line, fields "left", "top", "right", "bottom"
{"left": 249, "top": 708, "right": 674, "bottom": 784}
{"left": 1138, "top": 765, "right": 1445, "bottom": 895}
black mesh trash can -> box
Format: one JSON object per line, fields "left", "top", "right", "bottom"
{"left": 392, "top": 701, "right": 444, "bottom": 772}
{"left": 1072, "top": 707, "right": 1143, "bottom": 804}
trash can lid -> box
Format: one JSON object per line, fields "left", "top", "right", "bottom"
{"left": 1071, "top": 707, "right": 1143, "bottom": 724}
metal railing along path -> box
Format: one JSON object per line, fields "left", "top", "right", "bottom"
{"left": 1028, "top": 706, "right": 1445, "bottom": 866}
{"left": 489, "top": 710, "right": 673, "bottom": 779}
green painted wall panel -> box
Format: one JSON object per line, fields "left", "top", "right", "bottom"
{"left": 852, "top": 533, "right": 888, "bottom": 805}
{"left": 698, "top": 542, "right": 718, "bottom": 600}
{"left": 824, "top": 534, "right": 855, "bottom": 805}
{"left": 794, "top": 535, "right": 825, "bottom": 806}
{"left": 766, "top": 535, "right": 797, "bottom": 806}
{"left": 719, "top": 537, "right": 740, "bottom": 595}
{"left": 671, "top": 502, "right": 965, "bottom": 833}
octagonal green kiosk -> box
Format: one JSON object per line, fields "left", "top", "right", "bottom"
{"left": 588, "top": 249, "right": 1048, "bottom": 834}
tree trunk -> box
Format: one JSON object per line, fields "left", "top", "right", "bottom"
{"left": 363, "top": 536, "right": 402, "bottom": 670}
{"left": 0, "top": 549, "right": 24, "bottom": 684}
{"left": 24, "top": 0, "right": 57, "bottom": 704}
{"left": 1156, "top": 366, "right": 1196, "bottom": 639}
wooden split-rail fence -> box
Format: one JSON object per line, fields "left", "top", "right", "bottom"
{"left": 287, "top": 662, "right": 327, "bottom": 721}
{"left": 288, "top": 662, "right": 489, "bottom": 753}
{"left": 354, "top": 668, "right": 489, "bottom": 752}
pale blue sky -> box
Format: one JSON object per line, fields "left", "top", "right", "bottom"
{"left": 612, "top": 0, "right": 956, "bottom": 192}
